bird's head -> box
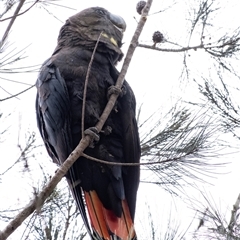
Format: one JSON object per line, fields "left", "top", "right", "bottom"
{"left": 56, "top": 7, "right": 126, "bottom": 63}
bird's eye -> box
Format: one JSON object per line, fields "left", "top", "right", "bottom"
{"left": 96, "top": 9, "right": 105, "bottom": 16}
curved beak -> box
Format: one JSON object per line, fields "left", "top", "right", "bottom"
{"left": 109, "top": 13, "right": 126, "bottom": 32}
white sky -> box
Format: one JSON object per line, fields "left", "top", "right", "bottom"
{"left": 1, "top": 0, "right": 240, "bottom": 239}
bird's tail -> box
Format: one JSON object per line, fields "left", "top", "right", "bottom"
{"left": 84, "top": 190, "right": 137, "bottom": 240}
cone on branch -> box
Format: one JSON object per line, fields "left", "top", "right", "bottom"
{"left": 136, "top": 1, "right": 146, "bottom": 15}
{"left": 152, "top": 31, "right": 164, "bottom": 44}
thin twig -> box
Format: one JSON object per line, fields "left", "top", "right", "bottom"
{"left": 0, "top": 77, "right": 33, "bottom": 86}
{"left": 1, "top": 0, "right": 26, "bottom": 45}
{"left": 95, "top": 0, "right": 153, "bottom": 132}
{"left": 41, "top": 1, "right": 76, "bottom": 11}
{"left": 0, "top": 135, "right": 91, "bottom": 240}
{"left": 0, "top": 85, "right": 35, "bottom": 102}
{"left": 0, "top": 85, "right": 20, "bottom": 100}
{"left": 0, "top": 1, "right": 153, "bottom": 239}
{"left": 138, "top": 43, "right": 205, "bottom": 52}
{"left": 149, "top": 1, "right": 177, "bottom": 16}
{"left": 81, "top": 32, "right": 102, "bottom": 138}
{"left": 82, "top": 152, "right": 187, "bottom": 166}
{"left": 0, "top": 0, "right": 39, "bottom": 23}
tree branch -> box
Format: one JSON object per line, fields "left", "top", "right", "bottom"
{"left": 95, "top": 0, "right": 152, "bottom": 132}
{"left": 0, "top": 1, "right": 153, "bottom": 239}
{"left": 138, "top": 43, "right": 205, "bottom": 52}
{"left": 81, "top": 32, "right": 102, "bottom": 138}
{"left": 0, "top": 85, "right": 35, "bottom": 102}
{"left": 1, "top": 0, "right": 26, "bottom": 46}
{"left": 0, "top": 0, "right": 39, "bottom": 23}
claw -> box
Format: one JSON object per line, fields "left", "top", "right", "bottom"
{"left": 121, "top": 85, "right": 127, "bottom": 96}
{"left": 84, "top": 127, "right": 100, "bottom": 148}
{"left": 107, "top": 85, "right": 125, "bottom": 99}
{"left": 107, "top": 86, "right": 126, "bottom": 113}
{"left": 101, "top": 126, "right": 112, "bottom": 135}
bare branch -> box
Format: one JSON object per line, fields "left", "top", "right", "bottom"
{"left": 1, "top": 0, "right": 26, "bottom": 45}
{"left": 138, "top": 42, "right": 205, "bottom": 52}
{"left": 0, "top": 85, "right": 35, "bottom": 102}
{"left": 0, "top": 0, "right": 17, "bottom": 19}
{"left": 95, "top": 0, "right": 152, "bottom": 132}
{"left": 0, "top": 0, "right": 39, "bottom": 23}
{"left": 0, "top": 1, "right": 153, "bottom": 239}
{"left": 81, "top": 32, "right": 102, "bottom": 138}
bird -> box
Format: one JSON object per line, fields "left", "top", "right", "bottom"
{"left": 35, "top": 7, "right": 140, "bottom": 240}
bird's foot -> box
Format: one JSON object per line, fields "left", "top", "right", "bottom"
{"left": 84, "top": 127, "right": 100, "bottom": 148}
{"left": 101, "top": 126, "right": 112, "bottom": 135}
{"left": 107, "top": 86, "right": 126, "bottom": 113}
{"left": 107, "top": 85, "right": 126, "bottom": 99}
{"left": 121, "top": 85, "right": 127, "bottom": 96}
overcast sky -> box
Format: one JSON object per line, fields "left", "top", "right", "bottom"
{"left": 1, "top": 0, "right": 240, "bottom": 239}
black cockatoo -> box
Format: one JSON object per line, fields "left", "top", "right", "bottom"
{"left": 36, "top": 7, "right": 140, "bottom": 240}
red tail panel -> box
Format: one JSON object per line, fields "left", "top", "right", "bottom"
{"left": 84, "top": 191, "right": 110, "bottom": 239}
{"left": 84, "top": 190, "right": 136, "bottom": 240}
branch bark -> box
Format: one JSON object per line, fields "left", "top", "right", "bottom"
{"left": 0, "top": 1, "right": 153, "bottom": 239}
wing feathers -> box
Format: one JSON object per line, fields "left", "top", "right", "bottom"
{"left": 36, "top": 8, "right": 140, "bottom": 239}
